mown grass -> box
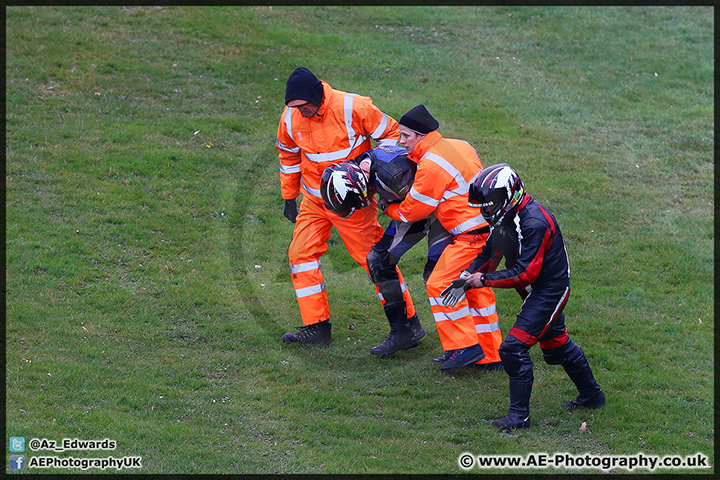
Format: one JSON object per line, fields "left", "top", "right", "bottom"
{"left": 5, "top": 5, "right": 713, "bottom": 474}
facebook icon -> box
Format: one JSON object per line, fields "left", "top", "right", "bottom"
{"left": 10, "top": 455, "right": 25, "bottom": 470}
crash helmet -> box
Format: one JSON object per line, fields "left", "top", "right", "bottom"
{"left": 320, "top": 162, "right": 371, "bottom": 218}
{"left": 355, "top": 144, "right": 416, "bottom": 203}
{"left": 468, "top": 163, "right": 525, "bottom": 227}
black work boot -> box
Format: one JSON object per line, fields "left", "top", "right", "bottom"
{"left": 492, "top": 381, "right": 532, "bottom": 431}
{"left": 440, "top": 344, "right": 486, "bottom": 371}
{"left": 370, "top": 302, "right": 418, "bottom": 356}
{"left": 560, "top": 342, "right": 605, "bottom": 410}
{"left": 407, "top": 314, "right": 426, "bottom": 342}
{"left": 432, "top": 350, "right": 453, "bottom": 363}
{"left": 281, "top": 320, "right": 331, "bottom": 346}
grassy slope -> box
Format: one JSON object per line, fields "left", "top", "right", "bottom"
{"left": 5, "top": 6, "right": 713, "bottom": 474}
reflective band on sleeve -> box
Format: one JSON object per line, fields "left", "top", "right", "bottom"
{"left": 376, "top": 138, "right": 399, "bottom": 148}
{"left": 423, "top": 152, "right": 469, "bottom": 192}
{"left": 449, "top": 216, "right": 487, "bottom": 235}
{"left": 408, "top": 187, "right": 441, "bottom": 207}
{"left": 289, "top": 260, "right": 322, "bottom": 274}
{"left": 280, "top": 164, "right": 301, "bottom": 174}
{"left": 370, "top": 114, "right": 389, "bottom": 139}
{"left": 276, "top": 138, "right": 300, "bottom": 153}
{"left": 295, "top": 282, "right": 326, "bottom": 298}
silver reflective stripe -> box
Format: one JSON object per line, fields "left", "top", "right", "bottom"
{"left": 449, "top": 216, "right": 486, "bottom": 235}
{"left": 370, "top": 114, "right": 389, "bottom": 139}
{"left": 289, "top": 260, "right": 322, "bottom": 274}
{"left": 408, "top": 187, "right": 440, "bottom": 208}
{"left": 276, "top": 137, "right": 300, "bottom": 153}
{"left": 284, "top": 108, "right": 294, "bottom": 142}
{"left": 515, "top": 214, "right": 523, "bottom": 256}
{"left": 345, "top": 94, "right": 357, "bottom": 149}
{"left": 424, "top": 152, "right": 470, "bottom": 192}
{"left": 295, "top": 282, "right": 326, "bottom": 298}
{"left": 432, "top": 305, "right": 472, "bottom": 322}
{"left": 301, "top": 178, "right": 322, "bottom": 198}
{"left": 304, "top": 148, "right": 354, "bottom": 163}
{"left": 475, "top": 321, "right": 501, "bottom": 333}
{"left": 376, "top": 138, "right": 399, "bottom": 147}
{"left": 470, "top": 304, "right": 497, "bottom": 317}
{"left": 299, "top": 93, "right": 365, "bottom": 163}
{"left": 280, "top": 164, "right": 301, "bottom": 174}
{"left": 441, "top": 186, "right": 465, "bottom": 201}
{"left": 428, "top": 296, "right": 445, "bottom": 307}
{"left": 375, "top": 281, "right": 409, "bottom": 301}
{"left": 545, "top": 287, "right": 570, "bottom": 328}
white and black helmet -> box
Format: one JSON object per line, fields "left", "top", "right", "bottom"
{"left": 468, "top": 163, "right": 526, "bottom": 227}
{"left": 320, "top": 162, "right": 371, "bottom": 218}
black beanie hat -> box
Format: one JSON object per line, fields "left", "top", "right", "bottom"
{"left": 285, "top": 67, "right": 324, "bottom": 106}
{"left": 399, "top": 104, "right": 439, "bottom": 134}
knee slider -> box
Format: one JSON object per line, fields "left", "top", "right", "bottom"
{"left": 367, "top": 247, "right": 393, "bottom": 283}
{"left": 499, "top": 336, "right": 533, "bottom": 379}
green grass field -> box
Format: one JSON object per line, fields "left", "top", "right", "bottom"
{"left": 5, "top": 5, "right": 713, "bottom": 474}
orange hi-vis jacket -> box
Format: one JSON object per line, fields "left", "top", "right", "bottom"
{"left": 386, "top": 130, "right": 500, "bottom": 356}
{"left": 385, "top": 130, "right": 489, "bottom": 235}
{"left": 276, "top": 81, "right": 400, "bottom": 202}
{"left": 275, "top": 80, "right": 416, "bottom": 327}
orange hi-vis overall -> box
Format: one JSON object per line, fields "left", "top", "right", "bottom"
{"left": 386, "top": 131, "right": 501, "bottom": 362}
{"left": 276, "top": 81, "right": 416, "bottom": 326}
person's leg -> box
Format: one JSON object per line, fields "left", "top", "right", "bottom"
{"left": 365, "top": 219, "right": 431, "bottom": 355}
{"left": 282, "top": 199, "right": 334, "bottom": 345}
{"left": 492, "top": 335, "right": 533, "bottom": 430}
{"left": 540, "top": 324, "right": 605, "bottom": 410}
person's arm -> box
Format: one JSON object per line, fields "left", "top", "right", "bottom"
{"left": 385, "top": 161, "right": 445, "bottom": 223}
{"left": 470, "top": 219, "right": 553, "bottom": 289}
{"left": 276, "top": 107, "right": 302, "bottom": 222}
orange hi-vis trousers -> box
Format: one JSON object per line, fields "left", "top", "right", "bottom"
{"left": 288, "top": 196, "right": 416, "bottom": 325}
{"left": 426, "top": 234, "right": 502, "bottom": 363}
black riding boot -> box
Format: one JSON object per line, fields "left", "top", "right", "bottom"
{"left": 492, "top": 380, "right": 532, "bottom": 430}
{"left": 370, "top": 302, "right": 418, "bottom": 356}
{"left": 560, "top": 342, "right": 605, "bottom": 410}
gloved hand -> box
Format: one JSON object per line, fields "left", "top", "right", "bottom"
{"left": 440, "top": 271, "right": 472, "bottom": 308}
{"left": 283, "top": 199, "right": 298, "bottom": 223}
{"left": 378, "top": 199, "right": 390, "bottom": 214}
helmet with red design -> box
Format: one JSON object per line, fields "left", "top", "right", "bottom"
{"left": 468, "top": 163, "right": 526, "bottom": 227}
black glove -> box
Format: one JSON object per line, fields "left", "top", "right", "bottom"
{"left": 283, "top": 199, "right": 298, "bottom": 223}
